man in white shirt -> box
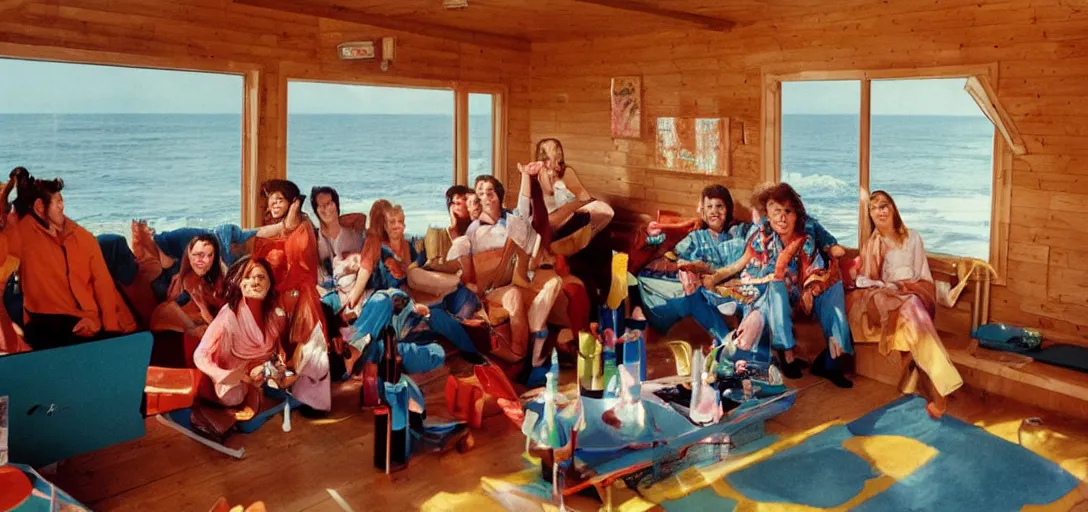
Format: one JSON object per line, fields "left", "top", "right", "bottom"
{"left": 448, "top": 166, "right": 569, "bottom": 384}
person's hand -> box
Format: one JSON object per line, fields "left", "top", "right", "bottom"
{"left": 678, "top": 261, "right": 711, "bottom": 275}
{"left": 885, "top": 281, "right": 899, "bottom": 292}
{"left": 518, "top": 161, "right": 545, "bottom": 177}
{"left": 286, "top": 199, "right": 302, "bottom": 225}
{"left": 413, "top": 303, "right": 430, "bottom": 317}
{"left": 646, "top": 221, "right": 663, "bottom": 237}
{"left": 735, "top": 325, "right": 756, "bottom": 351}
{"left": 856, "top": 276, "right": 883, "bottom": 289}
{"left": 244, "top": 364, "right": 267, "bottom": 387}
{"left": 186, "top": 324, "right": 208, "bottom": 340}
{"left": 830, "top": 244, "right": 846, "bottom": 258}
{"left": 72, "top": 318, "right": 98, "bottom": 337}
{"left": 702, "top": 273, "right": 718, "bottom": 290}
{"left": 346, "top": 288, "right": 365, "bottom": 311}
{"left": 680, "top": 270, "right": 700, "bottom": 296}
{"left": 449, "top": 206, "right": 459, "bottom": 227}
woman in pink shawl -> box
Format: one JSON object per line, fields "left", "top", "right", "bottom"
{"left": 193, "top": 257, "right": 328, "bottom": 433}
{"left": 846, "top": 191, "right": 962, "bottom": 419}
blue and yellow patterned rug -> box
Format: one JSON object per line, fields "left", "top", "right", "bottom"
{"left": 429, "top": 395, "right": 1086, "bottom": 511}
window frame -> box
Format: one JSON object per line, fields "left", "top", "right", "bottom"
{"left": 0, "top": 42, "right": 261, "bottom": 226}
{"left": 459, "top": 85, "right": 508, "bottom": 186}
{"left": 761, "top": 63, "right": 1015, "bottom": 286}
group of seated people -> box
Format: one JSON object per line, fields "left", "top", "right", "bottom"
{"left": 630, "top": 182, "right": 962, "bottom": 417}
{"left": 0, "top": 135, "right": 962, "bottom": 428}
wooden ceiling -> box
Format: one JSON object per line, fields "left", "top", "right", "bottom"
{"left": 231, "top": 0, "right": 804, "bottom": 51}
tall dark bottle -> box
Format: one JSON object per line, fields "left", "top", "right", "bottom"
{"left": 373, "top": 325, "right": 408, "bottom": 472}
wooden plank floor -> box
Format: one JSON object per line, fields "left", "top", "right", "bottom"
{"left": 46, "top": 343, "right": 1088, "bottom": 511}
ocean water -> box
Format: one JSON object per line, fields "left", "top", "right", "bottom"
{"left": 783, "top": 114, "right": 994, "bottom": 259}
{"left": 0, "top": 113, "right": 492, "bottom": 237}
{"left": 0, "top": 113, "right": 992, "bottom": 259}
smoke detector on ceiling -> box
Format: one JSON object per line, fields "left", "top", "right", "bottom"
{"left": 443, "top": 0, "right": 467, "bottom": 9}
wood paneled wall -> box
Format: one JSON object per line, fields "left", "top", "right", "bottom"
{"left": 530, "top": 0, "right": 1088, "bottom": 347}
{"left": 0, "top": 0, "right": 531, "bottom": 223}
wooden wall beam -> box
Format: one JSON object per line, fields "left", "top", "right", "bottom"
{"left": 570, "top": 0, "right": 736, "bottom": 32}
{"left": 232, "top": 0, "right": 530, "bottom": 52}
{"left": 454, "top": 86, "right": 469, "bottom": 186}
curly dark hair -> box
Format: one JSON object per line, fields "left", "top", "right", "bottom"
{"left": 260, "top": 179, "right": 304, "bottom": 224}
{"left": 751, "top": 182, "right": 807, "bottom": 235}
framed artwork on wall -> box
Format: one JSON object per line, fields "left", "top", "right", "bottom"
{"left": 655, "top": 116, "right": 730, "bottom": 175}
{"left": 610, "top": 76, "right": 641, "bottom": 138}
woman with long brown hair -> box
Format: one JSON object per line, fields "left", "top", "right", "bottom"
{"left": 846, "top": 190, "right": 962, "bottom": 418}
{"left": 149, "top": 233, "right": 227, "bottom": 367}
{"left": 192, "top": 257, "right": 289, "bottom": 432}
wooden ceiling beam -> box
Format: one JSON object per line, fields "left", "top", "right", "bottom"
{"left": 570, "top": 0, "right": 736, "bottom": 32}
{"left": 231, "top": 0, "right": 531, "bottom": 52}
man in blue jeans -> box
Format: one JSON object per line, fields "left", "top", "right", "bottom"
{"left": 702, "top": 182, "right": 853, "bottom": 388}
{"left": 635, "top": 185, "right": 748, "bottom": 344}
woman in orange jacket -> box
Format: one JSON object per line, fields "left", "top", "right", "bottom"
{"left": 0, "top": 167, "right": 137, "bottom": 350}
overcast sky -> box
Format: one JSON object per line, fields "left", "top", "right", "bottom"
{"left": 1, "top": 58, "right": 980, "bottom": 116}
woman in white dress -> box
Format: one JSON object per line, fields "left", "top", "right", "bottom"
{"left": 846, "top": 190, "right": 963, "bottom": 418}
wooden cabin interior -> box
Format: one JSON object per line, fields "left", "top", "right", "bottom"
{"left": 2, "top": 0, "right": 1088, "bottom": 510}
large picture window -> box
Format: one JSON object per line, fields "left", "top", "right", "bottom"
{"left": 869, "top": 79, "right": 995, "bottom": 259}
{"left": 764, "top": 66, "right": 1021, "bottom": 282}
{"left": 287, "top": 82, "right": 455, "bottom": 236}
{"left": 287, "top": 82, "right": 504, "bottom": 237}
{"left": 780, "top": 80, "right": 861, "bottom": 248}
{"left": 0, "top": 58, "right": 244, "bottom": 237}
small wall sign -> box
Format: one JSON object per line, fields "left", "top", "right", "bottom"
{"left": 337, "top": 41, "right": 376, "bottom": 60}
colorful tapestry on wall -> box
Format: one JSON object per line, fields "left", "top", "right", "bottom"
{"left": 656, "top": 117, "right": 729, "bottom": 174}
